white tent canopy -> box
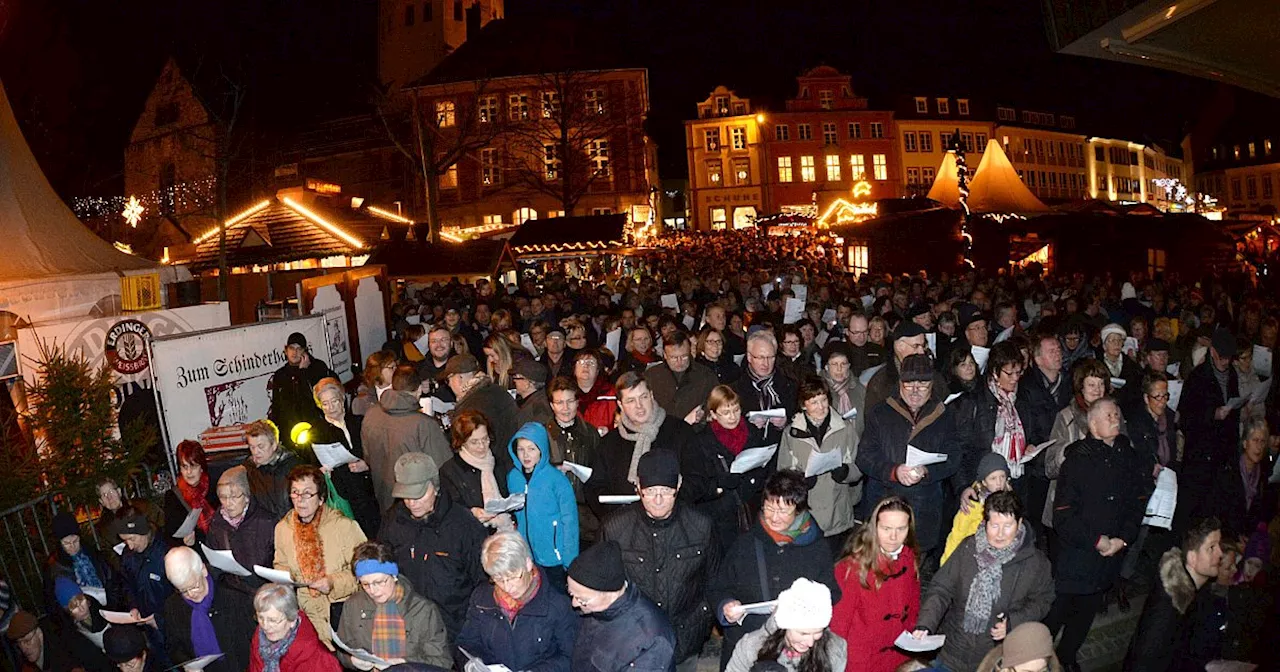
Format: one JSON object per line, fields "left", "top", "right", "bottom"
{"left": 926, "top": 151, "right": 961, "bottom": 208}
{"left": 967, "top": 139, "right": 1049, "bottom": 213}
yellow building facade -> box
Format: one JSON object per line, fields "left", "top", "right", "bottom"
{"left": 895, "top": 119, "right": 994, "bottom": 196}
{"left": 683, "top": 86, "right": 768, "bottom": 230}
{"left": 995, "top": 121, "right": 1088, "bottom": 202}
{"left": 1086, "top": 137, "right": 1187, "bottom": 210}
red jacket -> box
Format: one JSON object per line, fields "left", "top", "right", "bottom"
{"left": 249, "top": 612, "right": 341, "bottom": 672}
{"left": 830, "top": 547, "right": 921, "bottom": 672}
{"left": 578, "top": 377, "right": 617, "bottom": 431}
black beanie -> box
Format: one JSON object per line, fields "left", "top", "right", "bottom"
{"left": 568, "top": 540, "right": 626, "bottom": 592}
{"left": 52, "top": 511, "right": 80, "bottom": 540}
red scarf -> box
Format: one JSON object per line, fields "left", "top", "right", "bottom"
{"left": 177, "top": 472, "right": 215, "bottom": 533}
{"left": 712, "top": 420, "right": 749, "bottom": 456}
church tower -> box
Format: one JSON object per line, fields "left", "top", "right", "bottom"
{"left": 377, "top": 0, "right": 505, "bottom": 88}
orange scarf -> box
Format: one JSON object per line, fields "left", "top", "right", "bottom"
{"left": 291, "top": 507, "right": 327, "bottom": 582}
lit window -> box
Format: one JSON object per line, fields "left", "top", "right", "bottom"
{"left": 732, "top": 102, "right": 746, "bottom": 115}
{"left": 775, "top": 125, "right": 790, "bottom": 141}
{"left": 819, "top": 90, "right": 834, "bottom": 110}
{"left": 710, "top": 207, "right": 728, "bottom": 230}
{"left": 509, "top": 93, "right": 530, "bottom": 121}
{"left": 903, "top": 132, "right": 917, "bottom": 152}
{"left": 848, "top": 244, "right": 869, "bottom": 275}
{"left": 957, "top": 99, "right": 969, "bottom": 115}
{"left": 541, "top": 90, "right": 560, "bottom": 119}
{"left": 800, "top": 156, "right": 816, "bottom": 182}
{"left": 441, "top": 163, "right": 458, "bottom": 189}
{"left": 705, "top": 129, "right": 720, "bottom": 151}
{"left": 482, "top": 214, "right": 503, "bottom": 225}
{"left": 1248, "top": 142, "right": 1256, "bottom": 158}
{"left": 1266, "top": 139, "right": 1274, "bottom": 155}
{"left": 589, "top": 139, "right": 611, "bottom": 178}
{"left": 798, "top": 124, "right": 812, "bottom": 141}
{"left": 870, "top": 122, "right": 884, "bottom": 139}
{"left": 436, "top": 100, "right": 456, "bottom": 128}
{"left": 873, "top": 154, "right": 887, "bottom": 180}
{"left": 777, "top": 157, "right": 793, "bottom": 183}
{"left": 514, "top": 208, "right": 537, "bottom": 224}
{"left": 849, "top": 123, "right": 861, "bottom": 139}
{"left": 478, "top": 96, "right": 498, "bottom": 123}
{"left": 936, "top": 99, "right": 950, "bottom": 114}
{"left": 547, "top": 210, "right": 565, "bottom": 218}
{"left": 822, "top": 123, "right": 838, "bottom": 145}
{"left": 914, "top": 97, "right": 928, "bottom": 114}
{"left": 715, "top": 96, "right": 729, "bottom": 115}
{"left": 733, "top": 158, "right": 750, "bottom": 185}
{"left": 585, "top": 89, "right": 606, "bottom": 115}
{"left": 732, "top": 206, "right": 756, "bottom": 229}
{"left": 825, "top": 155, "right": 841, "bottom": 181}
{"left": 591, "top": 208, "right": 613, "bottom": 216}
{"left": 849, "top": 155, "right": 866, "bottom": 180}
{"left": 975, "top": 133, "right": 988, "bottom": 150}
{"left": 543, "top": 144, "right": 560, "bottom": 181}
{"left": 1147, "top": 248, "right": 1166, "bottom": 276}
{"left": 480, "top": 148, "right": 499, "bottom": 186}
{"left": 1234, "top": 145, "right": 1241, "bottom": 160}
{"left": 906, "top": 167, "right": 920, "bottom": 184}
{"left": 731, "top": 127, "right": 747, "bottom": 150}
{"left": 707, "top": 159, "right": 723, "bottom": 184}
{"left": 961, "top": 133, "right": 974, "bottom": 153}
{"left": 922, "top": 167, "right": 935, "bottom": 183}
{"left": 918, "top": 132, "right": 932, "bottom": 152}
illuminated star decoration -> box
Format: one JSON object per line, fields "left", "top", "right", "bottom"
{"left": 122, "top": 196, "right": 145, "bottom": 228}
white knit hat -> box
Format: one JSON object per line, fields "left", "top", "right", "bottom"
{"left": 1121, "top": 282, "right": 1137, "bottom": 301}
{"left": 774, "top": 578, "right": 832, "bottom": 630}
{"left": 1100, "top": 323, "right": 1127, "bottom": 343}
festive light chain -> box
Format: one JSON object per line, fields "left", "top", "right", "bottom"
{"left": 71, "top": 178, "right": 217, "bottom": 218}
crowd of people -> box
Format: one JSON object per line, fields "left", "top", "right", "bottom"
{"left": 11, "top": 229, "right": 1280, "bottom": 672}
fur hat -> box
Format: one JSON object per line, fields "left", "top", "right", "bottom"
{"left": 1001, "top": 622, "right": 1054, "bottom": 667}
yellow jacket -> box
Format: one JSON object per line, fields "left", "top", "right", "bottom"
{"left": 941, "top": 499, "right": 986, "bottom": 565}
{"left": 273, "top": 506, "right": 367, "bottom": 646}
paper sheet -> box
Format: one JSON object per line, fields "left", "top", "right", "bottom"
{"left": 792, "top": 285, "right": 808, "bottom": 303}
{"left": 604, "top": 329, "right": 622, "bottom": 358}
{"left": 101, "top": 610, "right": 155, "bottom": 625}
{"left": 783, "top": 298, "right": 804, "bottom": 325}
{"left": 598, "top": 495, "right": 641, "bottom": 505}
{"left": 172, "top": 508, "right": 201, "bottom": 539}
{"left": 1110, "top": 377, "right": 1128, "bottom": 389}
{"left": 484, "top": 492, "right": 526, "bottom": 514}
{"left": 459, "top": 647, "right": 512, "bottom": 672}
{"left": 747, "top": 408, "right": 787, "bottom": 421}
{"left": 661, "top": 293, "right": 679, "bottom": 310}
{"left": 178, "top": 654, "right": 225, "bottom": 671}
{"left": 201, "top": 543, "right": 252, "bottom": 577}
{"left": 1167, "top": 379, "right": 1184, "bottom": 411}
{"left": 861, "top": 294, "right": 874, "bottom": 308}
{"left": 1254, "top": 345, "right": 1272, "bottom": 378}
{"left": 925, "top": 332, "right": 936, "bottom": 357}
{"left": 113, "top": 542, "right": 125, "bottom": 556}
{"left": 610, "top": 293, "right": 622, "bottom": 305}
{"left": 563, "top": 461, "right": 593, "bottom": 482}
{"left": 333, "top": 630, "right": 393, "bottom": 667}
{"left": 520, "top": 333, "right": 538, "bottom": 356}
{"left": 312, "top": 442, "right": 359, "bottom": 469}
{"left": 1142, "top": 468, "right": 1177, "bottom": 529}
{"left": 730, "top": 445, "right": 777, "bottom": 474}
{"left": 1205, "top": 660, "right": 1258, "bottom": 672}
{"left": 971, "top": 346, "right": 990, "bottom": 372}
{"left": 821, "top": 309, "right": 837, "bottom": 325}
{"left": 944, "top": 392, "right": 963, "bottom": 405}
{"left": 761, "top": 283, "right": 774, "bottom": 298}
{"left": 430, "top": 396, "right": 455, "bottom": 416}
{"left": 1249, "top": 378, "right": 1272, "bottom": 406}
{"left": 994, "top": 325, "right": 1015, "bottom": 344}
{"left": 859, "top": 363, "right": 885, "bottom": 386}
{"left": 815, "top": 331, "right": 829, "bottom": 349}
{"left": 682, "top": 315, "right": 696, "bottom": 331}
{"left": 894, "top": 631, "right": 945, "bottom": 652}
{"left": 733, "top": 354, "right": 745, "bottom": 366}
{"left": 83, "top": 586, "right": 107, "bottom": 605}
{"left": 253, "top": 565, "right": 302, "bottom": 586}
{"left": 1166, "top": 362, "right": 1180, "bottom": 377}
{"left": 905, "top": 445, "right": 948, "bottom": 468}
{"left": 805, "top": 447, "right": 844, "bottom": 478}
{"left": 1123, "top": 337, "right": 1140, "bottom": 358}
{"left": 413, "top": 332, "right": 432, "bottom": 357}
{"left": 1019, "top": 440, "right": 1055, "bottom": 465}
{"left": 842, "top": 407, "right": 858, "bottom": 420}
{"left": 739, "top": 600, "right": 778, "bottom": 615}
{"left": 1225, "top": 396, "right": 1248, "bottom": 411}
{"left": 404, "top": 314, "right": 421, "bottom": 326}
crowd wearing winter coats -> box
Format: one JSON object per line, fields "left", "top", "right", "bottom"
{"left": 17, "top": 235, "right": 1280, "bottom": 672}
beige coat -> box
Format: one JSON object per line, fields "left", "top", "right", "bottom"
{"left": 779, "top": 411, "right": 863, "bottom": 536}
{"left": 274, "top": 506, "right": 368, "bottom": 646}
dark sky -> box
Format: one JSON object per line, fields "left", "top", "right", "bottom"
{"left": 0, "top": 0, "right": 1215, "bottom": 198}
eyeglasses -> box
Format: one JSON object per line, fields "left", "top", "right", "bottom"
{"left": 998, "top": 368, "right": 1023, "bottom": 378}
{"left": 490, "top": 570, "right": 527, "bottom": 587}
{"left": 1147, "top": 393, "right": 1171, "bottom": 401}
{"left": 359, "top": 576, "right": 396, "bottom": 591}
{"left": 178, "top": 582, "right": 205, "bottom": 597}
{"left": 762, "top": 504, "right": 797, "bottom": 517}
{"left": 257, "top": 613, "right": 290, "bottom": 627}
{"left": 289, "top": 490, "right": 319, "bottom": 501}
{"left": 903, "top": 383, "right": 931, "bottom": 393}
{"left": 640, "top": 487, "right": 676, "bottom": 500}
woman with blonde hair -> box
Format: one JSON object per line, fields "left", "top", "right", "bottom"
{"left": 868, "top": 317, "right": 889, "bottom": 348}
{"left": 695, "top": 384, "right": 774, "bottom": 551}
{"left": 832, "top": 496, "right": 920, "bottom": 672}
{"left": 483, "top": 332, "right": 517, "bottom": 389}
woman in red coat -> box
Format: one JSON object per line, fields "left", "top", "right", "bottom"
{"left": 830, "top": 496, "right": 921, "bottom": 672}
{"left": 249, "top": 584, "right": 342, "bottom": 672}
{"left": 574, "top": 350, "right": 617, "bottom": 431}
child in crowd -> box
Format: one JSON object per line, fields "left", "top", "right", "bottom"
{"left": 940, "top": 453, "right": 1011, "bottom": 565}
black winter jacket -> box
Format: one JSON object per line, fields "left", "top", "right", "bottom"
{"left": 204, "top": 499, "right": 276, "bottom": 598}
{"left": 242, "top": 451, "right": 299, "bottom": 522}
{"left": 455, "top": 381, "right": 519, "bottom": 478}
{"left": 1199, "top": 457, "right": 1275, "bottom": 540}
{"left": 161, "top": 578, "right": 257, "bottom": 672}
{"left": 647, "top": 362, "right": 719, "bottom": 422}
{"left": 1124, "top": 548, "right": 1212, "bottom": 672}
{"left": 1124, "top": 401, "right": 1181, "bottom": 473}
{"left": 1016, "top": 368, "right": 1072, "bottom": 448}
{"left": 731, "top": 372, "right": 798, "bottom": 445}
{"left": 572, "top": 582, "right": 676, "bottom": 672}
{"left": 600, "top": 502, "right": 719, "bottom": 663}
{"left": 1052, "top": 435, "right": 1152, "bottom": 594}
{"left": 691, "top": 424, "right": 775, "bottom": 552}
{"left": 440, "top": 454, "right": 509, "bottom": 510}
{"left": 586, "top": 417, "right": 702, "bottom": 520}
{"left": 377, "top": 493, "right": 489, "bottom": 638}
{"left": 1180, "top": 362, "right": 1241, "bottom": 484}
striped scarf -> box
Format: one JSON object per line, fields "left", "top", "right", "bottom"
{"left": 371, "top": 584, "right": 407, "bottom": 660}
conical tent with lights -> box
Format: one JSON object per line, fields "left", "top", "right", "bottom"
{"left": 926, "top": 151, "right": 961, "bottom": 208}
{"left": 967, "top": 139, "right": 1050, "bottom": 213}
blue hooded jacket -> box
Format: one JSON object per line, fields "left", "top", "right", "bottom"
{"left": 507, "top": 422, "right": 580, "bottom": 569}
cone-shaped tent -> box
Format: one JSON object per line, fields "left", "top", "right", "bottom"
{"left": 967, "top": 139, "right": 1049, "bottom": 213}
{"left": 0, "top": 80, "right": 157, "bottom": 282}
{"left": 926, "top": 151, "right": 960, "bottom": 208}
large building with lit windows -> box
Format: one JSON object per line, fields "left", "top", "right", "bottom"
{"left": 994, "top": 106, "right": 1089, "bottom": 203}
{"left": 683, "top": 67, "right": 899, "bottom": 231}
{"left": 893, "top": 95, "right": 994, "bottom": 197}
{"left": 1085, "top": 137, "right": 1186, "bottom": 210}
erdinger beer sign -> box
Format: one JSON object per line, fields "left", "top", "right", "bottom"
{"left": 105, "top": 319, "right": 153, "bottom": 375}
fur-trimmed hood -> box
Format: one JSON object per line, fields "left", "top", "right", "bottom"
{"left": 1158, "top": 547, "right": 1198, "bottom": 614}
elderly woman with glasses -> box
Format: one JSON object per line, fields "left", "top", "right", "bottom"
{"left": 458, "top": 532, "right": 577, "bottom": 672}
{"left": 205, "top": 466, "right": 276, "bottom": 598}
{"left": 272, "top": 465, "right": 367, "bottom": 647}
{"left": 336, "top": 541, "right": 449, "bottom": 670}
{"left": 160, "top": 547, "right": 256, "bottom": 672}
{"left": 311, "top": 377, "right": 380, "bottom": 538}
{"left": 250, "top": 584, "right": 340, "bottom": 672}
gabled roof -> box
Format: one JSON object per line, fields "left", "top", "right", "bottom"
{"left": 507, "top": 214, "right": 627, "bottom": 255}
{"left": 365, "top": 238, "right": 514, "bottom": 280}
{"left": 967, "top": 140, "right": 1050, "bottom": 213}
{"left": 0, "top": 80, "right": 158, "bottom": 282}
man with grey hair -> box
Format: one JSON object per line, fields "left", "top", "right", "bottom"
{"left": 457, "top": 532, "right": 577, "bottom": 672}
{"left": 161, "top": 547, "right": 255, "bottom": 672}
{"left": 513, "top": 358, "right": 554, "bottom": 429}
{"left": 731, "top": 330, "right": 797, "bottom": 444}
{"left": 205, "top": 466, "right": 275, "bottom": 597}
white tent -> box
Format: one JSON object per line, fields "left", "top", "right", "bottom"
{"left": 926, "top": 151, "right": 961, "bottom": 208}
{"left": 967, "top": 139, "right": 1050, "bottom": 213}
{"left": 0, "top": 80, "right": 183, "bottom": 324}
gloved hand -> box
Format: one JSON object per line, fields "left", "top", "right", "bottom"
{"left": 830, "top": 464, "right": 850, "bottom": 482}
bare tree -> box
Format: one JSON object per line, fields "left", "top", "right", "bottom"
{"left": 375, "top": 80, "right": 510, "bottom": 243}
{"left": 502, "top": 70, "right": 640, "bottom": 216}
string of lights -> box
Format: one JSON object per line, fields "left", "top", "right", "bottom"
{"left": 954, "top": 131, "right": 974, "bottom": 268}
{"left": 71, "top": 178, "right": 217, "bottom": 219}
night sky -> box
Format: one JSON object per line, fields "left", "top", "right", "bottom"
{"left": 0, "top": 0, "right": 1215, "bottom": 199}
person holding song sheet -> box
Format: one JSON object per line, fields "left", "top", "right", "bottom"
{"left": 779, "top": 377, "right": 862, "bottom": 539}
{"left": 335, "top": 541, "right": 450, "bottom": 670}
{"left": 205, "top": 467, "right": 275, "bottom": 598}
{"left": 163, "top": 441, "right": 218, "bottom": 549}
{"left": 441, "top": 410, "right": 514, "bottom": 532}
{"left": 694, "top": 385, "right": 776, "bottom": 552}
{"left": 249, "top": 584, "right": 340, "bottom": 672}
{"left": 506, "top": 422, "right": 579, "bottom": 589}
{"left": 48, "top": 510, "right": 124, "bottom": 612}
{"left": 160, "top": 547, "right": 255, "bottom": 672}
{"left": 310, "top": 378, "right": 380, "bottom": 538}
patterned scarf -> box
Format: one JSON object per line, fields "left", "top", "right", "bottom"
{"left": 711, "top": 420, "right": 749, "bottom": 456}
{"left": 494, "top": 568, "right": 542, "bottom": 620}
{"left": 749, "top": 370, "right": 782, "bottom": 417}
{"left": 371, "top": 584, "right": 407, "bottom": 660}
{"left": 988, "top": 379, "right": 1027, "bottom": 479}
{"left": 619, "top": 405, "right": 667, "bottom": 485}
{"left": 761, "top": 510, "right": 813, "bottom": 545}
{"left": 71, "top": 552, "right": 103, "bottom": 589}
{"left": 963, "top": 522, "right": 1025, "bottom": 634}
{"left": 291, "top": 508, "right": 327, "bottom": 583}
{"left": 178, "top": 471, "right": 216, "bottom": 533}
{"left": 257, "top": 617, "right": 300, "bottom": 672}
